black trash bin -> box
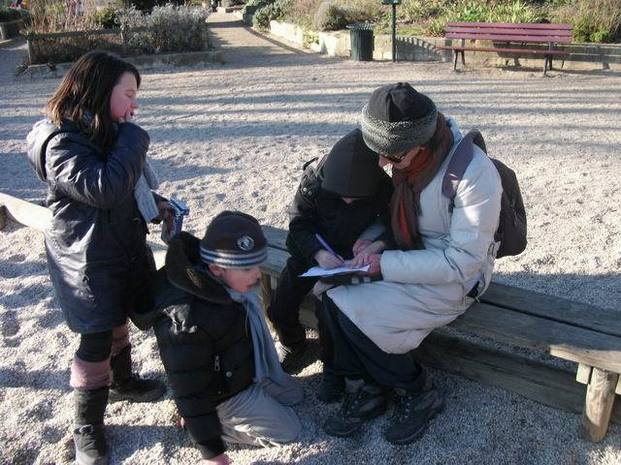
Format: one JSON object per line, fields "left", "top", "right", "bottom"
{"left": 347, "top": 23, "right": 374, "bottom": 61}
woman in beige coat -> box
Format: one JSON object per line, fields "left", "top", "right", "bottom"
{"left": 321, "top": 82, "right": 502, "bottom": 445}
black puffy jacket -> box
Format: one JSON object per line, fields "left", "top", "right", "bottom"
{"left": 149, "top": 232, "right": 255, "bottom": 459}
{"left": 26, "top": 118, "right": 154, "bottom": 334}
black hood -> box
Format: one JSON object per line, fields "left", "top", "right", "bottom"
{"left": 320, "top": 128, "right": 384, "bottom": 198}
{"left": 165, "top": 231, "right": 231, "bottom": 305}
{"left": 26, "top": 119, "right": 64, "bottom": 182}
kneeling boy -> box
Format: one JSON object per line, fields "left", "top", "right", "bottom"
{"left": 151, "top": 211, "right": 303, "bottom": 465}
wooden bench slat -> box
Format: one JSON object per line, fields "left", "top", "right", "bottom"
{"left": 447, "top": 22, "right": 572, "bottom": 30}
{"left": 445, "top": 32, "right": 572, "bottom": 43}
{"left": 415, "top": 331, "right": 621, "bottom": 424}
{"left": 481, "top": 283, "right": 621, "bottom": 339}
{"left": 436, "top": 45, "right": 569, "bottom": 56}
{"left": 454, "top": 302, "right": 621, "bottom": 374}
{"left": 446, "top": 27, "right": 572, "bottom": 38}
{"left": 0, "top": 192, "right": 51, "bottom": 231}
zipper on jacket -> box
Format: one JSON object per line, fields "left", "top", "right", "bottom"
{"left": 214, "top": 355, "right": 221, "bottom": 372}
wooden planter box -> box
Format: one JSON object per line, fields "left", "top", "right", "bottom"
{"left": 0, "top": 19, "right": 24, "bottom": 40}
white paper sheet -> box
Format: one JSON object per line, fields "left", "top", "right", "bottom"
{"left": 299, "top": 264, "right": 369, "bottom": 278}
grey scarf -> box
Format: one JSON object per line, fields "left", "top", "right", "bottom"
{"left": 227, "top": 288, "right": 290, "bottom": 385}
{"left": 134, "top": 158, "right": 160, "bottom": 222}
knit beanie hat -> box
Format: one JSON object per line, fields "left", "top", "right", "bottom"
{"left": 321, "top": 128, "right": 383, "bottom": 198}
{"left": 200, "top": 211, "right": 267, "bottom": 268}
{"left": 360, "top": 82, "right": 438, "bottom": 158}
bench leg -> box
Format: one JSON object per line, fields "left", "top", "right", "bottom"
{"left": 453, "top": 51, "right": 458, "bottom": 70}
{"left": 579, "top": 366, "right": 618, "bottom": 442}
{"left": 543, "top": 57, "right": 548, "bottom": 76}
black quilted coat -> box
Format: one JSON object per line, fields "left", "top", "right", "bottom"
{"left": 145, "top": 232, "right": 255, "bottom": 459}
{"left": 27, "top": 119, "right": 155, "bottom": 334}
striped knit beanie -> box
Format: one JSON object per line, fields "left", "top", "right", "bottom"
{"left": 360, "top": 82, "right": 438, "bottom": 157}
{"left": 200, "top": 211, "right": 267, "bottom": 268}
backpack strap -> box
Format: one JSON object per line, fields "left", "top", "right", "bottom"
{"left": 442, "top": 129, "right": 486, "bottom": 209}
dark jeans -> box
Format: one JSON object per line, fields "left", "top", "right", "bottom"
{"left": 321, "top": 295, "right": 426, "bottom": 392}
{"left": 266, "top": 257, "right": 318, "bottom": 347}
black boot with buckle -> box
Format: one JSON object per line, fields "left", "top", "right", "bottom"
{"left": 108, "top": 346, "right": 166, "bottom": 403}
{"left": 383, "top": 384, "right": 445, "bottom": 445}
{"left": 73, "top": 386, "right": 109, "bottom": 465}
{"left": 323, "top": 378, "right": 388, "bottom": 437}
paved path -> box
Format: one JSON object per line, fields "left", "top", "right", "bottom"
{"left": 0, "top": 38, "right": 28, "bottom": 84}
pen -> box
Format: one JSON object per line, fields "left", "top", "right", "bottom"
{"left": 315, "top": 233, "right": 344, "bottom": 262}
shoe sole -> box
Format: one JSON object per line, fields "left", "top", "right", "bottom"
{"left": 75, "top": 449, "right": 109, "bottom": 465}
{"left": 384, "top": 397, "right": 445, "bottom": 445}
{"left": 108, "top": 386, "right": 166, "bottom": 404}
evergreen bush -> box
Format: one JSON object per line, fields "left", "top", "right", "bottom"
{"left": 313, "top": 1, "right": 351, "bottom": 31}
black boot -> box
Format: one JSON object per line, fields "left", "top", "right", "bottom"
{"left": 109, "top": 346, "right": 166, "bottom": 403}
{"left": 383, "top": 385, "right": 444, "bottom": 445}
{"left": 317, "top": 368, "right": 344, "bottom": 403}
{"left": 73, "top": 386, "right": 109, "bottom": 465}
{"left": 323, "top": 378, "right": 388, "bottom": 438}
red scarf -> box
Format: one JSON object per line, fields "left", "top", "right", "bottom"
{"left": 390, "top": 113, "right": 454, "bottom": 250}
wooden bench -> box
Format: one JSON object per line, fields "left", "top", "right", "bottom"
{"left": 436, "top": 22, "right": 573, "bottom": 75}
{"left": 3, "top": 193, "right": 620, "bottom": 441}
{"left": 258, "top": 225, "right": 621, "bottom": 443}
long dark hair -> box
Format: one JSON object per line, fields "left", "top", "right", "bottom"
{"left": 46, "top": 51, "right": 141, "bottom": 152}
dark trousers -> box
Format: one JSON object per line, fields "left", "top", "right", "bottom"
{"left": 266, "top": 257, "right": 318, "bottom": 347}
{"left": 76, "top": 331, "right": 113, "bottom": 362}
{"left": 321, "top": 295, "right": 426, "bottom": 392}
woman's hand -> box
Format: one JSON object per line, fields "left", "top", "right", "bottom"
{"left": 350, "top": 241, "right": 387, "bottom": 268}
{"left": 352, "top": 238, "right": 373, "bottom": 256}
{"left": 364, "top": 254, "right": 382, "bottom": 276}
{"left": 314, "top": 250, "right": 343, "bottom": 269}
{"left": 200, "top": 453, "right": 231, "bottom": 465}
{"left": 119, "top": 107, "right": 136, "bottom": 124}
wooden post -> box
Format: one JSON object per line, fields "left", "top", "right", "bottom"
{"left": 0, "top": 205, "right": 6, "bottom": 231}
{"left": 580, "top": 367, "right": 618, "bottom": 442}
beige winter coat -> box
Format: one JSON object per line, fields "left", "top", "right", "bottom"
{"left": 327, "top": 119, "right": 502, "bottom": 354}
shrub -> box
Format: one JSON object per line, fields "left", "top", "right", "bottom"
{"left": 283, "top": 0, "right": 321, "bottom": 29}
{"left": 221, "top": 0, "right": 245, "bottom": 6}
{"left": 0, "top": 7, "right": 22, "bottom": 22}
{"left": 27, "top": 4, "right": 209, "bottom": 64}
{"left": 147, "top": 4, "right": 209, "bottom": 52}
{"left": 313, "top": 1, "right": 351, "bottom": 31}
{"left": 253, "top": 0, "right": 291, "bottom": 29}
{"left": 400, "top": 0, "right": 450, "bottom": 23}
{"left": 551, "top": 0, "right": 621, "bottom": 42}
{"left": 88, "top": 6, "right": 119, "bottom": 29}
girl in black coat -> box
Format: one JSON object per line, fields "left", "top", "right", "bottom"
{"left": 26, "top": 51, "right": 168, "bottom": 465}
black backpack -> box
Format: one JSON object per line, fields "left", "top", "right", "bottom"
{"left": 442, "top": 130, "right": 527, "bottom": 258}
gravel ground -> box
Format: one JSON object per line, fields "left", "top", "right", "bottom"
{"left": 0, "top": 12, "right": 620, "bottom": 465}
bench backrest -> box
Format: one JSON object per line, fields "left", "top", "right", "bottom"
{"left": 445, "top": 22, "right": 573, "bottom": 44}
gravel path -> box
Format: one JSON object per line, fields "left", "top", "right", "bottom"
{"left": 0, "top": 12, "right": 620, "bottom": 465}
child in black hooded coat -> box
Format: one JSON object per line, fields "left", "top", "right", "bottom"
{"left": 266, "top": 128, "right": 393, "bottom": 401}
